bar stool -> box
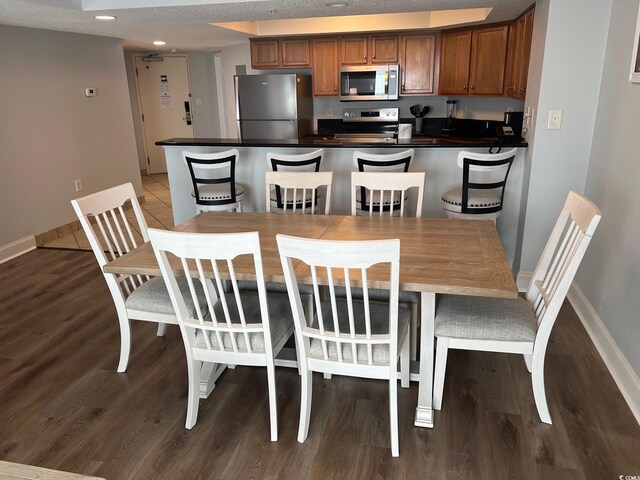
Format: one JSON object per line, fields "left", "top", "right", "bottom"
{"left": 183, "top": 149, "right": 245, "bottom": 213}
{"left": 267, "top": 149, "right": 324, "bottom": 213}
{"left": 353, "top": 149, "right": 414, "bottom": 215}
{"left": 441, "top": 148, "right": 517, "bottom": 222}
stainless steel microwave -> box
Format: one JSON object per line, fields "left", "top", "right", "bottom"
{"left": 338, "top": 65, "right": 399, "bottom": 101}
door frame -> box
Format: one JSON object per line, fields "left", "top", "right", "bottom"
{"left": 132, "top": 54, "right": 194, "bottom": 174}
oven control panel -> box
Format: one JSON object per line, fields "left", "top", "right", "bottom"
{"left": 343, "top": 107, "right": 399, "bottom": 122}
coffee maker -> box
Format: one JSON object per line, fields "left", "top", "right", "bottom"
{"left": 504, "top": 111, "right": 524, "bottom": 140}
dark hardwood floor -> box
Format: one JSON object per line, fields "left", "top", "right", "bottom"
{"left": 1, "top": 248, "right": 638, "bottom": 479}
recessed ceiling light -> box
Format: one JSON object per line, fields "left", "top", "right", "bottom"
{"left": 326, "top": 2, "right": 348, "bottom": 6}
{"left": 153, "top": 40, "right": 167, "bottom": 46}
{"left": 95, "top": 15, "right": 116, "bottom": 20}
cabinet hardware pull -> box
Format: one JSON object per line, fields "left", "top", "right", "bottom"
{"left": 520, "top": 87, "right": 526, "bottom": 92}
{"left": 363, "top": 55, "right": 367, "bottom": 60}
{"left": 283, "top": 58, "right": 286, "bottom": 62}
{"left": 470, "top": 85, "right": 474, "bottom": 89}
{"left": 274, "top": 58, "right": 278, "bottom": 62}
{"left": 463, "top": 85, "right": 467, "bottom": 89}
{"left": 373, "top": 55, "right": 376, "bottom": 59}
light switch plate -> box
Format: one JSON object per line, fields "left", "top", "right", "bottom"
{"left": 548, "top": 109, "right": 562, "bottom": 129}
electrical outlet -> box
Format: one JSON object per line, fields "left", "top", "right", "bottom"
{"left": 327, "top": 108, "right": 333, "bottom": 117}
{"left": 547, "top": 110, "right": 562, "bottom": 129}
{"left": 196, "top": 98, "right": 202, "bottom": 106}
{"left": 74, "top": 179, "right": 82, "bottom": 192}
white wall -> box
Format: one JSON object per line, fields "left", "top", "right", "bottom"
{"left": 0, "top": 25, "right": 142, "bottom": 246}
{"left": 575, "top": 0, "right": 640, "bottom": 375}
{"left": 518, "top": 0, "right": 612, "bottom": 272}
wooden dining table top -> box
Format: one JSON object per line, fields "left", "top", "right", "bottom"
{"left": 103, "top": 212, "right": 517, "bottom": 298}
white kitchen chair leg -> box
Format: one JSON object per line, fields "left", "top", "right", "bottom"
{"left": 266, "top": 362, "right": 278, "bottom": 441}
{"left": 433, "top": 337, "right": 448, "bottom": 411}
{"left": 116, "top": 312, "right": 132, "bottom": 373}
{"left": 524, "top": 353, "right": 532, "bottom": 373}
{"left": 532, "top": 354, "right": 552, "bottom": 424}
{"left": 389, "top": 375, "right": 399, "bottom": 457}
{"left": 185, "top": 357, "right": 201, "bottom": 429}
{"left": 400, "top": 336, "right": 410, "bottom": 388}
{"left": 410, "top": 303, "right": 419, "bottom": 361}
{"left": 298, "top": 369, "right": 313, "bottom": 443}
{"left": 156, "top": 323, "right": 167, "bottom": 337}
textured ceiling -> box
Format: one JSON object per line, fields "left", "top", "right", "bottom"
{"left": 0, "top": 0, "right": 532, "bottom": 51}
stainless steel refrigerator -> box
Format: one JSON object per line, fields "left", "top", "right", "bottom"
{"left": 235, "top": 73, "right": 313, "bottom": 140}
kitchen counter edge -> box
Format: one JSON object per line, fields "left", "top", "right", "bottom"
{"left": 156, "top": 138, "right": 528, "bottom": 148}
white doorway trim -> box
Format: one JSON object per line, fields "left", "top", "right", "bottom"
{"left": 213, "top": 52, "right": 227, "bottom": 138}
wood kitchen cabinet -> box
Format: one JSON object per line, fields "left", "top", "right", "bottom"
{"left": 399, "top": 33, "right": 436, "bottom": 95}
{"left": 439, "top": 24, "right": 509, "bottom": 96}
{"left": 438, "top": 29, "right": 472, "bottom": 95}
{"left": 250, "top": 38, "right": 310, "bottom": 68}
{"left": 504, "top": 7, "right": 535, "bottom": 98}
{"left": 312, "top": 38, "right": 339, "bottom": 96}
{"left": 468, "top": 24, "right": 509, "bottom": 95}
{"left": 340, "top": 35, "right": 398, "bottom": 65}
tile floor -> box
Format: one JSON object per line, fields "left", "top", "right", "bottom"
{"left": 42, "top": 174, "right": 174, "bottom": 250}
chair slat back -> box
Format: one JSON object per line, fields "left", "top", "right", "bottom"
{"left": 278, "top": 234, "right": 400, "bottom": 369}
{"left": 526, "top": 191, "right": 601, "bottom": 334}
{"left": 265, "top": 171, "right": 333, "bottom": 215}
{"left": 268, "top": 150, "right": 324, "bottom": 209}
{"left": 183, "top": 149, "right": 239, "bottom": 207}
{"left": 149, "top": 229, "right": 274, "bottom": 356}
{"left": 456, "top": 148, "right": 517, "bottom": 214}
{"left": 71, "top": 183, "right": 150, "bottom": 300}
{"left": 351, "top": 171, "right": 425, "bottom": 217}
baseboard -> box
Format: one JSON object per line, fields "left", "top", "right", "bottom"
{"left": 0, "top": 236, "right": 37, "bottom": 264}
{"left": 568, "top": 283, "right": 640, "bottom": 425}
{"left": 516, "top": 271, "right": 532, "bottom": 292}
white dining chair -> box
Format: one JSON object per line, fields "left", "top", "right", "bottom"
{"left": 148, "top": 228, "right": 294, "bottom": 439}
{"left": 353, "top": 149, "right": 415, "bottom": 215}
{"left": 183, "top": 149, "right": 245, "bottom": 213}
{"left": 441, "top": 148, "right": 517, "bottom": 222}
{"left": 277, "top": 234, "right": 410, "bottom": 457}
{"left": 265, "top": 171, "right": 333, "bottom": 215}
{"left": 267, "top": 149, "right": 324, "bottom": 212}
{"left": 351, "top": 171, "right": 425, "bottom": 217}
{"left": 71, "top": 183, "right": 208, "bottom": 372}
{"left": 433, "top": 191, "right": 601, "bottom": 424}
{"left": 348, "top": 171, "right": 425, "bottom": 361}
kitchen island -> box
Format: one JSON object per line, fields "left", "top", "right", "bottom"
{"left": 156, "top": 137, "right": 528, "bottom": 264}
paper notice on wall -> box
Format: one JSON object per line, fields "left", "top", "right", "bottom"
{"left": 160, "top": 93, "right": 172, "bottom": 108}
{"left": 160, "top": 75, "right": 171, "bottom": 91}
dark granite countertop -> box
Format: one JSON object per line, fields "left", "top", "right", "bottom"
{"left": 156, "top": 136, "right": 528, "bottom": 149}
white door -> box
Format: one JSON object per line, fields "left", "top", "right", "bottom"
{"left": 135, "top": 56, "right": 194, "bottom": 173}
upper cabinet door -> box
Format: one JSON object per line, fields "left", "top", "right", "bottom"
{"left": 312, "top": 38, "right": 339, "bottom": 96}
{"left": 371, "top": 35, "right": 398, "bottom": 64}
{"left": 281, "top": 38, "right": 310, "bottom": 67}
{"left": 251, "top": 39, "right": 280, "bottom": 68}
{"left": 515, "top": 9, "right": 534, "bottom": 99}
{"left": 468, "top": 24, "right": 509, "bottom": 95}
{"left": 438, "top": 30, "right": 472, "bottom": 95}
{"left": 341, "top": 37, "right": 368, "bottom": 65}
{"left": 503, "top": 21, "right": 521, "bottom": 96}
{"left": 400, "top": 34, "right": 436, "bottom": 95}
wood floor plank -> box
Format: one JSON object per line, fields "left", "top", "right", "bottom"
{"left": 0, "top": 248, "right": 639, "bottom": 479}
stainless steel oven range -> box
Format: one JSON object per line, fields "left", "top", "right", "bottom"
{"left": 334, "top": 107, "right": 399, "bottom": 144}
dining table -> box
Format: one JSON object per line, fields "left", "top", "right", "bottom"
{"left": 104, "top": 211, "right": 517, "bottom": 428}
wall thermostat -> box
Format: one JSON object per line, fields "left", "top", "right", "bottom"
{"left": 84, "top": 87, "right": 97, "bottom": 97}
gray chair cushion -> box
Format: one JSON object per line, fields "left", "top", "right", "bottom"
{"left": 125, "top": 277, "right": 207, "bottom": 316}
{"left": 441, "top": 187, "right": 501, "bottom": 213}
{"left": 195, "top": 291, "right": 293, "bottom": 352}
{"left": 334, "top": 286, "right": 419, "bottom": 304}
{"left": 237, "top": 279, "right": 314, "bottom": 296}
{"left": 309, "top": 299, "right": 410, "bottom": 363}
{"left": 192, "top": 183, "right": 245, "bottom": 201}
{"left": 434, "top": 295, "right": 536, "bottom": 342}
